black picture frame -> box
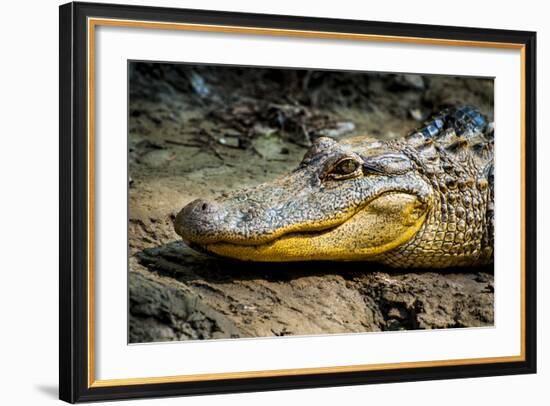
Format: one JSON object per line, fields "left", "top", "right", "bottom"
{"left": 59, "top": 1, "right": 537, "bottom": 403}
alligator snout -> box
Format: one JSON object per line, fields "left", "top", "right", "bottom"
{"left": 175, "top": 198, "right": 229, "bottom": 244}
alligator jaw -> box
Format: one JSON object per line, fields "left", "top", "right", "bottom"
{"left": 191, "top": 192, "right": 429, "bottom": 262}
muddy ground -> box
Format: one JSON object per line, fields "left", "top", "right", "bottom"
{"left": 128, "top": 63, "right": 494, "bottom": 343}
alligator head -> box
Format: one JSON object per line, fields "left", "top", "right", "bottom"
{"left": 175, "top": 106, "right": 494, "bottom": 268}
{"left": 175, "top": 135, "right": 437, "bottom": 262}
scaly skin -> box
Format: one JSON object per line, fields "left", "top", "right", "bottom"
{"left": 175, "top": 106, "right": 494, "bottom": 268}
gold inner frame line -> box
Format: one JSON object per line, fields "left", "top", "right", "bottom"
{"left": 87, "top": 17, "right": 527, "bottom": 388}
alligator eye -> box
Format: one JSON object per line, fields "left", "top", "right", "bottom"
{"left": 328, "top": 158, "right": 361, "bottom": 180}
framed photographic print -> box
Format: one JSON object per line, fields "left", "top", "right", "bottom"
{"left": 59, "top": 1, "right": 537, "bottom": 403}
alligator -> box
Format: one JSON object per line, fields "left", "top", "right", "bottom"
{"left": 175, "top": 106, "right": 494, "bottom": 268}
